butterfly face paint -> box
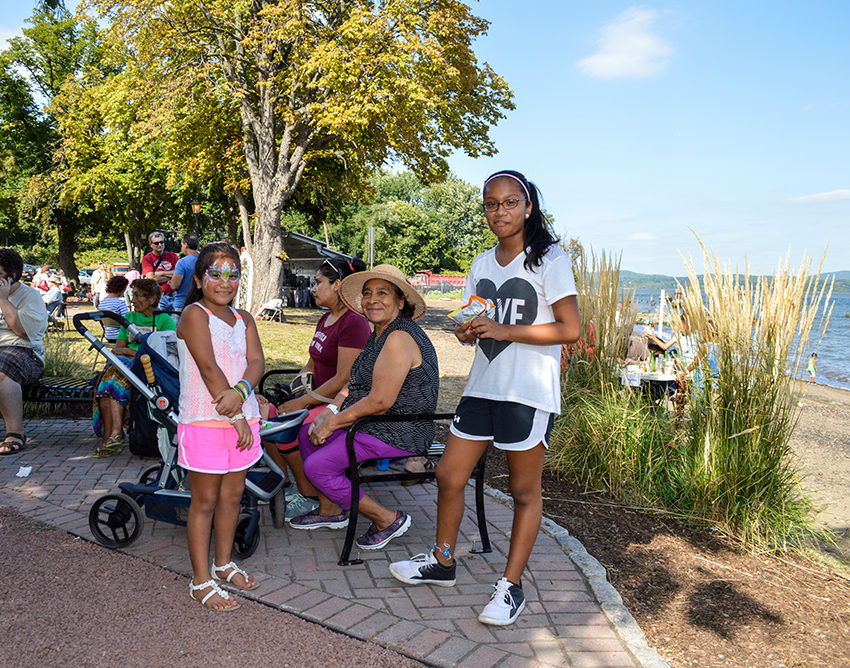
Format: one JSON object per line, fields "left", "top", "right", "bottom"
{"left": 203, "top": 260, "right": 240, "bottom": 289}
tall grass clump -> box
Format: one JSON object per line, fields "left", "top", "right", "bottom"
{"left": 549, "top": 247, "right": 680, "bottom": 500}
{"left": 549, "top": 240, "right": 832, "bottom": 550}
{"left": 671, "top": 238, "right": 832, "bottom": 548}
{"left": 41, "top": 329, "right": 92, "bottom": 378}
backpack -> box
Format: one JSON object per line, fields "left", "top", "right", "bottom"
{"left": 127, "top": 388, "right": 160, "bottom": 458}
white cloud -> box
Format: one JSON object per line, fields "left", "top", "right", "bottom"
{"left": 786, "top": 189, "right": 850, "bottom": 204}
{"left": 577, "top": 8, "right": 673, "bottom": 79}
{"left": 628, "top": 232, "right": 656, "bottom": 241}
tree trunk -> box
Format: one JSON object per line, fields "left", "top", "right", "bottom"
{"left": 250, "top": 204, "right": 284, "bottom": 308}
{"left": 55, "top": 211, "right": 79, "bottom": 281}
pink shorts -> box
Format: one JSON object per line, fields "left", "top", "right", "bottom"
{"left": 178, "top": 422, "right": 262, "bottom": 474}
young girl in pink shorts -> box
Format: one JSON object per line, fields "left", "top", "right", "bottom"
{"left": 177, "top": 243, "right": 265, "bottom": 612}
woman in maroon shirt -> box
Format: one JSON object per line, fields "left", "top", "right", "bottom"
{"left": 270, "top": 257, "right": 371, "bottom": 519}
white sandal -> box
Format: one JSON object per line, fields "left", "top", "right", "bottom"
{"left": 189, "top": 578, "right": 240, "bottom": 611}
{"left": 212, "top": 560, "right": 259, "bottom": 591}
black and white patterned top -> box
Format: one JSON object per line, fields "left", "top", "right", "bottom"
{"left": 341, "top": 316, "right": 439, "bottom": 454}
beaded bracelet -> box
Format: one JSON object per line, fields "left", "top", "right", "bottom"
{"left": 228, "top": 412, "right": 245, "bottom": 424}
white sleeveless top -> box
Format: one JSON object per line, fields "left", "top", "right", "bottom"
{"left": 177, "top": 303, "right": 260, "bottom": 425}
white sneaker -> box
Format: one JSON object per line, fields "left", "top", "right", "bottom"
{"left": 389, "top": 550, "right": 456, "bottom": 587}
{"left": 477, "top": 577, "right": 525, "bottom": 626}
{"left": 284, "top": 493, "right": 319, "bottom": 521}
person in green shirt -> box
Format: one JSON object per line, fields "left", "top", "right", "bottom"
{"left": 92, "top": 278, "right": 176, "bottom": 457}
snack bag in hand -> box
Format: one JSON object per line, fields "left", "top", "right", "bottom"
{"left": 449, "top": 296, "right": 496, "bottom": 327}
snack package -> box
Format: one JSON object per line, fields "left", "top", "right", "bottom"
{"left": 448, "top": 295, "right": 496, "bottom": 327}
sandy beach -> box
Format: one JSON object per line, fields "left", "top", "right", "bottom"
{"left": 790, "top": 381, "right": 850, "bottom": 540}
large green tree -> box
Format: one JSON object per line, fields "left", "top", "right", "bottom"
{"left": 93, "top": 0, "right": 514, "bottom": 303}
{"left": 327, "top": 169, "right": 491, "bottom": 273}
{"left": 0, "top": 4, "right": 106, "bottom": 277}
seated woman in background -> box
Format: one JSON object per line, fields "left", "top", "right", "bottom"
{"left": 91, "top": 278, "right": 176, "bottom": 458}
{"left": 288, "top": 264, "right": 438, "bottom": 551}
{"left": 98, "top": 275, "right": 130, "bottom": 342}
{"left": 266, "top": 257, "right": 371, "bottom": 520}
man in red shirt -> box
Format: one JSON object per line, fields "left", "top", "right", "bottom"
{"left": 141, "top": 232, "right": 179, "bottom": 310}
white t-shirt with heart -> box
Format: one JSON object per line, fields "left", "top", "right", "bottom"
{"left": 460, "top": 245, "right": 577, "bottom": 414}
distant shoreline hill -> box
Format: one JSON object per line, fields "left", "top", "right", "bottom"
{"left": 619, "top": 270, "right": 850, "bottom": 293}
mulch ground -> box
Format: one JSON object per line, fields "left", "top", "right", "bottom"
{"left": 483, "top": 449, "right": 850, "bottom": 668}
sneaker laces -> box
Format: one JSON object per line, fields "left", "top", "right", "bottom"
{"left": 408, "top": 551, "right": 437, "bottom": 565}
{"left": 491, "top": 578, "right": 516, "bottom": 606}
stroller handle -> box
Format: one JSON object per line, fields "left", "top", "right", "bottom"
{"left": 140, "top": 355, "right": 157, "bottom": 385}
{"left": 73, "top": 310, "right": 144, "bottom": 346}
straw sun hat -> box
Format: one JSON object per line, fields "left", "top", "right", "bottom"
{"left": 48, "top": 274, "right": 61, "bottom": 284}
{"left": 340, "top": 264, "right": 426, "bottom": 321}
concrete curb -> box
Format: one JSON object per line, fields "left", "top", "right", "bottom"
{"left": 484, "top": 486, "right": 672, "bottom": 668}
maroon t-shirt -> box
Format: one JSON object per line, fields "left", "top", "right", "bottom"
{"left": 141, "top": 250, "right": 179, "bottom": 293}
{"left": 310, "top": 309, "right": 371, "bottom": 388}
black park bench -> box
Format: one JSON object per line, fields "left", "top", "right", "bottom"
{"left": 22, "top": 375, "right": 98, "bottom": 404}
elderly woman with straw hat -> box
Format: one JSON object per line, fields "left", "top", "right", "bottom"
{"left": 288, "top": 264, "right": 439, "bottom": 551}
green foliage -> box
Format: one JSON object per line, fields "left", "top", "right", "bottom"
{"left": 42, "top": 328, "right": 92, "bottom": 377}
{"left": 329, "top": 169, "right": 489, "bottom": 272}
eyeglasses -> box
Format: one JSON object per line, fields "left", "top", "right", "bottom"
{"left": 482, "top": 198, "right": 526, "bottom": 213}
{"left": 151, "top": 240, "right": 164, "bottom": 246}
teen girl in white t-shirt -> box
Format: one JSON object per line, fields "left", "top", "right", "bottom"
{"left": 391, "top": 170, "right": 580, "bottom": 626}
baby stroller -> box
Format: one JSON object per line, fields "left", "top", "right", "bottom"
{"left": 74, "top": 310, "right": 307, "bottom": 558}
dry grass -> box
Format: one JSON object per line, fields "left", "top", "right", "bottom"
{"left": 549, "top": 239, "right": 833, "bottom": 549}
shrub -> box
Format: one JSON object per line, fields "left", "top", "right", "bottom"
{"left": 549, "top": 240, "right": 832, "bottom": 549}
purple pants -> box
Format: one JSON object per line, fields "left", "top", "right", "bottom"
{"left": 298, "top": 424, "right": 415, "bottom": 510}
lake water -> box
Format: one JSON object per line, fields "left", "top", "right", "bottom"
{"left": 628, "top": 289, "right": 850, "bottom": 392}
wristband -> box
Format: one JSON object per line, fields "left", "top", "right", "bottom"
{"left": 228, "top": 412, "right": 245, "bottom": 424}
{"left": 326, "top": 404, "right": 339, "bottom": 415}
{"left": 231, "top": 379, "right": 252, "bottom": 403}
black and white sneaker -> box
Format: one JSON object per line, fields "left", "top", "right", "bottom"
{"left": 477, "top": 577, "right": 525, "bottom": 626}
{"left": 389, "top": 550, "right": 456, "bottom": 587}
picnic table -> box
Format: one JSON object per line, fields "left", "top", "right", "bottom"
{"left": 621, "top": 365, "right": 679, "bottom": 405}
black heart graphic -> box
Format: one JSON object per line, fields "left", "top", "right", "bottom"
{"left": 475, "top": 278, "right": 538, "bottom": 361}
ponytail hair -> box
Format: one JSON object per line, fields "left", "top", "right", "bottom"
{"left": 318, "top": 256, "right": 367, "bottom": 283}
{"left": 483, "top": 170, "right": 559, "bottom": 271}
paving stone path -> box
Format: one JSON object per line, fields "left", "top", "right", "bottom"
{"left": 0, "top": 419, "right": 669, "bottom": 668}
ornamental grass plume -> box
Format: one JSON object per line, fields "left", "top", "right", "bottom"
{"left": 549, "top": 238, "right": 833, "bottom": 550}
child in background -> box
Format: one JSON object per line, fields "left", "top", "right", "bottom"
{"left": 390, "top": 170, "right": 581, "bottom": 626}
{"left": 177, "top": 243, "right": 265, "bottom": 612}
{"left": 97, "top": 276, "right": 129, "bottom": 342}
{"left": 808, "top": 352, "right": 818, "bottom": 384}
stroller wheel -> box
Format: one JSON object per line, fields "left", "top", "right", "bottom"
{"left": 233, "top": 513, "right": 260, "bottom": 559}
{"left": 269, "top": 489, "right": 286, "bottom": 529}
{"left": 89, "top": 493, "right": 144, "bottom": 548}
{"left": 139, "top": 464, "right": 163, "bottom": 486}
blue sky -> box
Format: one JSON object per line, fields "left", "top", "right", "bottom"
{"left": 446, "top": 1, "right": 849, "bottom": 276}
{"left": 3, "top": 2, "right": 847, "bottom": 277}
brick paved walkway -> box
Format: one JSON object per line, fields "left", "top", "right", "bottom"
{"left": 0, "top": 419, "right": 668, "bottom": 668}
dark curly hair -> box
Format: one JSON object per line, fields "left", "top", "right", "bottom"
{"left": 105, "top": 275, "right": 129, "bottom": 294}
{"left": 0, "top": 248, "right": 24, "bottom": 283}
